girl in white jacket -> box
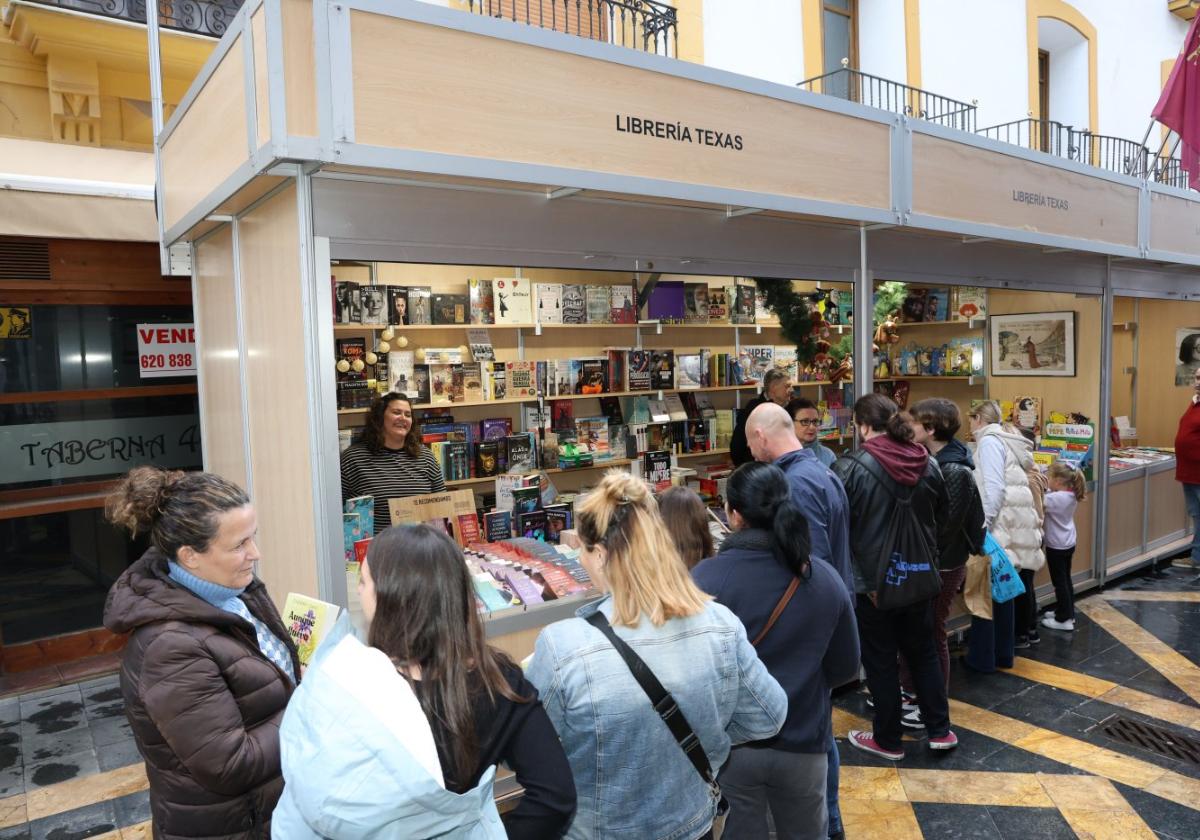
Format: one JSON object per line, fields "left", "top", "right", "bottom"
{"left": 964, "top": 402, "right": 1044, "bottom": 671}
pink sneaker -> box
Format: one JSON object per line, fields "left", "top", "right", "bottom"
{"left": 848, "top": 730, "right": 904, "bottom": 761}
{"left": 928, "top": 730, "right": 959, "bottom": 751}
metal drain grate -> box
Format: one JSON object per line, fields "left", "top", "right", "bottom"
{"left": 1098, "top": 715, "right": 1200, "bottom": 766}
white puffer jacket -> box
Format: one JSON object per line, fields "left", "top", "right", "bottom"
{"left": 973, "top": 424, "right": 1045, "bottom": 572}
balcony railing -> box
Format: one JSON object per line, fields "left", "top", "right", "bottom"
{"left": 22, "top": 0, "right": 242, "bottom": 37}
{"left": 976, "top": 118, "right": 1078, "bottom": 158}
{"left": 796, "top": 67, "right": 977, "bottom": 133}
{"left": 977, "top": 118, "right": 1154, "bottom": 179}
{"left": 465, "top": 0, "right": 677, "bottom": 58}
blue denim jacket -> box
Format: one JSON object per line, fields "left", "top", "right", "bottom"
{"left": 527, "top": 596, "right": 787, "bottom": 840}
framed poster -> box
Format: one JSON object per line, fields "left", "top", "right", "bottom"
{"left": 1175, "top": 328, "right": 1200, "bottom": 386}
{"left": 989, "top": 312, "right": 1075, "bottom": 377}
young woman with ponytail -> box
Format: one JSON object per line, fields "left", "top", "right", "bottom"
{"left": 831, "top": 393, "right": 959, "bottom": 761}
{"left": 692, "top": 462, "right": 860, "bottom": 840}
{"left": 527, "top": 470, "right": 786, "bottom": 840}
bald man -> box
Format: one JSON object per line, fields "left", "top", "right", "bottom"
{"left": 746, "top": 402, "right": 853, "bottom": 594}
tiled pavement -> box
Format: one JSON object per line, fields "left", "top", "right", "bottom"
{"left": 0, "top": 674, "right": 149, "bottom": 839}
{"left": 834, "top": 561, "right": 1200, "bottom": 839}
{"left": 4, "top": 562, "right": 1200, "bottom": 838}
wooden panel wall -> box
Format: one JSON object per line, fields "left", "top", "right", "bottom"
{"left": 282, "top": 0, "right": 317, "bottom": 138}
{"left": 237, "top": 186, "right": 319, "bottom": 606}
{"left": 349, "top": 14, "right": 891, "bottom": 210}
{"left": 912, "top": 135, "right": 1139, "bottom": 248}
{"left": 1129, "top": 297, "right": 1200, "bottom": 447}
{"left": 986, "top": 290, "right": 1103, "bottom": 425}
{"left": 195, "top": 226, "right": 249, "bottom": 489}
{"left": 1110, "top": 297, "right": 1136, "bottom": 424}
{"left": 161, "top": 37, "right": 249, "bottom": 231}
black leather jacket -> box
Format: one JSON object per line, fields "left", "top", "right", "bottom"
{"left": 831, "top": 449, "right": 949, "bottom": 594}
{"left": 933, "top": 440, "right": 986, "bottom": 570}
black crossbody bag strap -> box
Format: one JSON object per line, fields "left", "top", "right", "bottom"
{"left": 584, "top": 611, "right": 719, "bottom": 793}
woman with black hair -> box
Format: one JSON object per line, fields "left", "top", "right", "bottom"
{"left": 832, "top": 394, "right": 958, "bottom": 762}
{"left": 275, "top": 524, "right": 576, "bottom": 838}
{"left": 1178, "top": 332, "right": 1200, "bottom": 386}
{"left": 693, "top": 462, "right": 860, "bottom": 840}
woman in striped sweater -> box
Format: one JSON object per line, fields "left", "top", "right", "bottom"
{"left": 340, "top": 393, "right": 445, "bottom": 533}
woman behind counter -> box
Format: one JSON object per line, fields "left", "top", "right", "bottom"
{"left": 103, "top": 466, "right": 299, "bottom": 839}
{"left": 341, "top": 392, "right": 445, "bottom": 534}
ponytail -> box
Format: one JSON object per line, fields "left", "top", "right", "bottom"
{"left": 1048, "top": 461, "right": 1087, "bottom": 501}
{"left": 726, "top": 462, "right": 812, "bottom": 579}
{"left": 853, "top": 393, "right": 914, "bottom": 443}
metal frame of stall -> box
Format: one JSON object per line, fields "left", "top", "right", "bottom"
{"left": 158, "top": 0, "right": 1200, "bottom": 629}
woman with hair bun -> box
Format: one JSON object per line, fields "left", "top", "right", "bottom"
{"left": 103, "top": 466, "right": 299, "bottom": 839}
{"left": 527, "top": 470, "right": 786, "bottom": 840}
{"left": 832, "top": 394, "right": 958, "bottom": 762}
{"left": 693, "top": 462, "right": 859, "bottom": 840}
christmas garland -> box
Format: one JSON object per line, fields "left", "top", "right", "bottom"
{"left": 753, "top": 278, "right": 908, "bottom": 368}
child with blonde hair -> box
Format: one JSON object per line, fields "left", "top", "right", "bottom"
{"left": 1041, "top": 461, "right": 1087, "bottom": 632}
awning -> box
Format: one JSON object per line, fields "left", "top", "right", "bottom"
{"left": 0, "top": 137, "right": 158, "bottom": 241}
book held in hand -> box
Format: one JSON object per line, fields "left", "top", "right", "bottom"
{"left": 282, "top": 593, "right": 341, "bottom": 668}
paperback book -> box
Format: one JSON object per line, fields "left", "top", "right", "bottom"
{"left": 676, "top": 353, "right": 704, "bottom": 389}
{"left": 467, "top": 328, "right": 494, "bottom": 362}
{"left": 647, "top": 281, "right": 686, "bottom": 322}
{"left": 730, "top": 284, "right": 757, "bottom": 324}
{"left": 282, "top": 593, "right": 341, "bottom": 668}
{"left": 407, "top": 286, "right": 432, "bottom": 325}
{"left": 738, "top": 345, "right": 775, "bottom": 384}
{"left": 432, "top": 294, "right": 468, "bottom": 325}
{"left": 683, "top": 284, "right": 710, "bottom": 324}
{"left": 569, "top": 357, "right": 608, "bottom": 395}
{"left": 644, "top": 450, "right": 672, "bottom": 491}
{"left": 544, "top": 503, "right": 573, "bottom": 543}
{"left": 627, "top": 350, "right": 653, "bottom": 391}
{"left": 650, "top": 350, "right": 675, "bottom": 390}
{"left": 561, "top": 285, "right": 587, "bottom": 324}
{"left": 428, "top": 364, "right": 455, "bottom": 404}
{"left": 506, "top": 360, "right": 537, "bottom": 398}
{"left": 506, "top": 434, "right": 535, "bottom": 474}
{"left": 334, "top": 282, "right": 361, "bottom": 323}
{"left": 360, "top": 287, "right": 388, "bottom": 326}
{"left": 576, "top": 416, "right": 611, "bottom": 461}
{"left": 492, "top": 278, "right": 533, "bottom": 325}
{"left": 476, "top": 440, "right": 501, "bottom": 477}
{"left": 461, "top": 362, "right": 485, "bottom": 403}
{"left": 516, "top": 509, "right": 548, "bottom": 541}
{"left": 483, "top": 509, "right": 513, "bottom": 542}
{"left": 468, "top": 277, "right": 495, "bottom": 325}
{"left": 708, "top": 287, "right": 729, "bottom": 322}
{"left": 585, "top": 286, "right": 611, "bottom": 324}
{"left": 387, "top": 286, "right": 409, "bottom": 325}
{"left": 610, "top": 284, "right": 636, "bottom": 323}
{"left": 536, "top": 283, "right": 563, "bottom": 324}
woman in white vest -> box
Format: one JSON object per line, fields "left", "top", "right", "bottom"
{"left": 963, "top": 401, "right": 1045, "bottom": 673}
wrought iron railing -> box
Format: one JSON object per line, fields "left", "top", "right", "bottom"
{"left": 978, "top": 118, "right": 1152, "bottom": 178}
{"left": 1152, "top": 156, "right": 1189, "bottom": 189}
{"left": 22, "top": 0, "right": 242, "bottom": 37}
{"left": 465, "top": 0, "right": 677, "bottom": 57}
{"left": 796, "top": 67, "right": 977, "bottom": 132}
{"left": 976, "top": 118, "right": 1078, "bottom": 158}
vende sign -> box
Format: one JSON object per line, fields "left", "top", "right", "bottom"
{"left": 137, "top": 323, "right": 196, "bottom": 378}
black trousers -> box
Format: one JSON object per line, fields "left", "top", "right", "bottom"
{"left": 1014, "top": 569, "right": 1037, "bottom": 638}
{"left": 1046, "top": 546, "right": 1076, "bottom": 622}
{"left": 855, "top": 595, "right": 951, "bottom": 751}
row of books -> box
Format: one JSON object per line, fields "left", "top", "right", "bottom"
{"left": 899, "top": 287, "right": 988, "bottom": 323}
{"left": 335, "top": 339, "right": 806, "bottom": 409}
{"left": 467, "top": 539, "right": 592, "bottom": 615}
{"left": 332, "top": 277, "right": 767, "bottom": 327}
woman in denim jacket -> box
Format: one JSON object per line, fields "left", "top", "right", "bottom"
{"left": 528, "top": 470, "right": 787, "bottom": 840}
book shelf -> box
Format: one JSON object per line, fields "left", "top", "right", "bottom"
{"left": 332, "top": 262, "right": 854, "bottom": 497}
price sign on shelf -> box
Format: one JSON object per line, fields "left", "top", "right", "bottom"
{"left": 137, "top": 323, "right": 196, "bottom": 379}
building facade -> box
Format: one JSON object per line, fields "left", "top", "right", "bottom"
{"left": 0, "top": 0, "right": 224, "bottom": 675}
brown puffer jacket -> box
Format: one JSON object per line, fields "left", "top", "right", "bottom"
{"left": 103, "top": 548, "right": 300, "bottom": 840}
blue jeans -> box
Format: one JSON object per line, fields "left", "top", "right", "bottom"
{"left": 1184, "top": 483, "right": 1200, "bottom": 563}
{"left": 826, "top": 734, "right": 841, "bottom": 836}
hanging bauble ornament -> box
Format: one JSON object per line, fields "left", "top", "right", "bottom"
{"left": 414, "top": 348, "right": 425, "bottom": 363}
{"left": 377, "top": 341, "right": 390, "bottom": 354}
{"left": 458, "top": 344, "right": 469, "bottom": 357}
{"left": 336, "top": 359, "right": 351, "bottom": 373}
{"left": 365, "top": 351, "right": 378, "bottom": 366}
{"left": 381, "top": 327, "right": 395, "bottom": 341}
{"left": 396, "top": 336, "right": 409, "bottom": 348}
{"left": 351, "top": 359, "right": 366, "bottom": 373}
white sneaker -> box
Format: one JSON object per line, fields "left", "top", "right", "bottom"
{"left": 1041, "top": 615, "right": 1075, "bottom": 631}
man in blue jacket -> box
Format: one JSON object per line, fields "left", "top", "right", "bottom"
{"left": 746, "top": 403, "right": 853, "bottom": 593}
{"left": 746, "top": 401, "right": 854, "bottom": 840}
